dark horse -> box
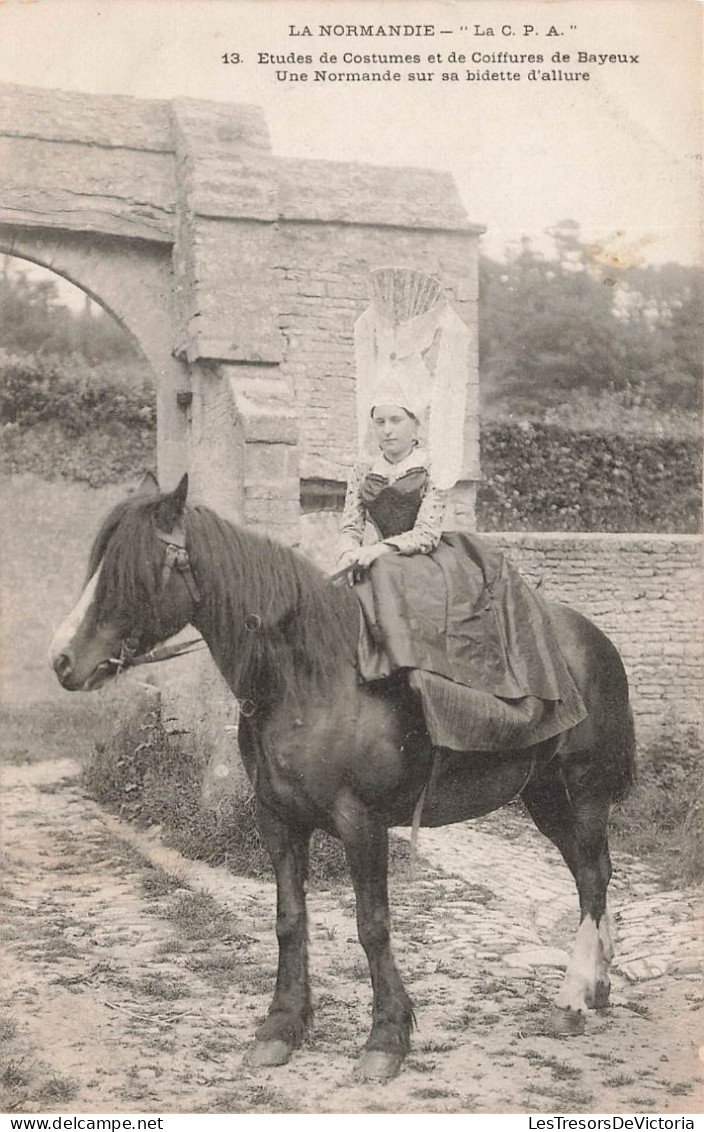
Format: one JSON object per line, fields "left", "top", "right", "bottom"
{"left": 51, "top": 475, "right": 635, "bottom": 1081}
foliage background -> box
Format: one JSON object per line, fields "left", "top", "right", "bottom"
{"left": 1, "top": 228, "right": 700, "bottom": 529}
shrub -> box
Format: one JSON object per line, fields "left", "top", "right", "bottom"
{"left": 610, "top": 722, "right": 704, "bottom": 886}
{"left": 83, "top": 695, "right": 352, "bottom": 888}
{"left": 0, "top": 352, "right": 155, "bottom": 432}
{"left": 478, "top": 421, "right": 702, "bottom": 533}
{"left": 0, "top": 352, "right": 156, "bottom": 486}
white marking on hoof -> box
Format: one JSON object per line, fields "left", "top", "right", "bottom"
{"left": 557, "top": 914, "right": 609, "bottom": 1014}
{"left": 599, "top": 907, "right": 616, "bottom": 964}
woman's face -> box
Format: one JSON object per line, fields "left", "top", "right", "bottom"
{"left": 371, "top": 405, "right": 418, "bottom": 462}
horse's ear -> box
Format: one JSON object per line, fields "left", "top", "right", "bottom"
{"left": 137, "top": 471, "right": 160, "bottom": 497}
{"left": 155, "top": 473, "right": 189, "bottom": 532}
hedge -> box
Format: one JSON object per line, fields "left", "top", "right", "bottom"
{"left": 0, "top": 352, "right": 155, "bottom": 433}
{"left": 2, "top": 356, "right": 701, "bottom": 532}
{"left": 478, "top": 421, "right": 702, "bottom": 534}
{"left": 0, "top": 353, "right": 156, "bottom": 487}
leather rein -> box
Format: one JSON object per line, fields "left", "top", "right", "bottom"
{"left": 107, "top": 527, "right": 348, "bottom": 679}
{"left": 107, "top": 524, "right": 206, "bottom": 676}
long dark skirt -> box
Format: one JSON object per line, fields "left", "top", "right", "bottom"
{"left": 354, "top": 532, "right": 587, "bottom": 751}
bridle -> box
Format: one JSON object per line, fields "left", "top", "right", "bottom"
{"left": 155, "top": 524, "right": 202, "bottom": 606}
{"left": 106, "top": 522, "right": 205, "bottom": 677}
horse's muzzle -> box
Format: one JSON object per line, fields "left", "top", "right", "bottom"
{"left": 52, "top": 649, "right": 116, "bottom": 691}
{"left": 53, "top": 651, "right": 76, "bottom": 687}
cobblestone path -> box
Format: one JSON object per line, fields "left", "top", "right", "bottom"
{"left": 2, "top": 759, "right": 702, "bottom": 1114}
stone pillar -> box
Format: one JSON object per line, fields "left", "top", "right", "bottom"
{"left": 170, "top": 99, "right": 300, "bottom": 540}
{"left": 166, "top": 99, "right": 302, "bottom": 799}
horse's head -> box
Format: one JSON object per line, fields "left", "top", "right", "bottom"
{"left": 50, "top": 474, "right": 199, "bottom": 691}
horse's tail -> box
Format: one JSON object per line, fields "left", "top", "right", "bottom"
{"left": 612, "top": 705, "right": 637, "bottom": 803}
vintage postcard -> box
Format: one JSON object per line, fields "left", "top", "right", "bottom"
{"left": 0, "top": 0, "right": 701, "bottom": 1121}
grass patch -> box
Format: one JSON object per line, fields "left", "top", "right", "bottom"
{"left": 611, "top": 722, "right": 703, "bottom": 885}
{"left": 419, "top": 1039, "right": 454, "bottom": 1054}
{"left": 203, "top": 1084, "right": 298, "bottom": 1114}
{"left": 82, "top": 696, "right": 363, "bottom": 888}
{"left": 623, "top": 1001, "right": 651, "bottom": 1019}
{"left": 140, "top": 866, "right": 187, "bottom": 899}
{"left": 0, "top": 1019, "right": 18, "bottom": 1044}
{"left": 83, "top": 697, "right": 272, "bottom": 878}
{"left": 137, "top": 973, "right": 190, "bottom": 1001}
{"left": 0, "top": 699, "right": 113, "bottom": 767}
{"left": 1, "top": 1060, "right": 30, "bottom": 1089}
{"left": 667, "top": 1081, "right": 693, "bottom": 1096}
{"left": 410, "top": 1086, "right": 459, "bottom": 1100}
{"left": 536, "top": 1054, "right": 583, "bottom": 1080}
{"left": 0, "top": 1022, "right": 79, "bottom": 1113}
{"left": 186, "top": 953, "right": 243, "bottom": 988}
{"left": 164, "top": 889, "right": 244, "bottom": 943}
{"left": 37, "top": 1075, "right": 79, "bottom": 1103}
{"left": 542, "top": 1086, "right": 595, "bottom": 1109}
{"left": 604, "top": 1073, "right": 637, "bottom": 1087}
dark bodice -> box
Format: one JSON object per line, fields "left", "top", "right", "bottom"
{"left": 360, "top": 468, "right": 428, "bottom": 539}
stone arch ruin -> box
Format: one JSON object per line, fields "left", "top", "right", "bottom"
{"left": 0, "top": 83, "right": 483, "bottom": 542}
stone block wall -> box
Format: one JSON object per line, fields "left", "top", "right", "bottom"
{"left": 164, "top": 101, "right": 483, "bottom": 545}
{"left": 485, "top": 532, "right": 703, "bottom": 747}
{"left": 275, "top": 220, "right": 481, "bottom": 490}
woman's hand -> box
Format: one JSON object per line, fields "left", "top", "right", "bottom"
{"left": 336, "top": 544, "right": 395, "bottom": 584}
{"left": 354, "top": 543, "right": 394, "bottom": 569}
{"left": 337, "top": 550, "right": 360, "bottom": 573}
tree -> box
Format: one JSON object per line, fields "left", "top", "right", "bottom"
{"left": 479, "top": 224, "right": 702, "bottom": 415}
{"left": 0, "top": 257, "right": 141, "bottom": 364}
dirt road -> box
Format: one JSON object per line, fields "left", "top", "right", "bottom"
{"left": 1, "top": 757, "right": 702, "bottom": 1115}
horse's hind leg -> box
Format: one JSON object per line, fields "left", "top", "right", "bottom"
{"left": 335, "top": 794, "right": 414, "bottom": 1081}
{"left": 249, "top": 804, "right": 312, "bottom": 1067}
{"left": 523, "top": 762, "right": 614, "bottom": 1034}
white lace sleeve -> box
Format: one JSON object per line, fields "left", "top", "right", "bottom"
{"left": 336, "top": 463, "right": 367, "bottom": 563}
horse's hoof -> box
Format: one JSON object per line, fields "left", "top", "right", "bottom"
{"left": 355, "top": 1050, "right": 403, "bottom": 1082}
{"left": 549, "top": 1007, "right": 586, "bottom": 1036}
{"left": 248, "top": 1039, "right": 294, "bottom": 1067}
{"left": 592, "top": 979, "right": 611, "bottom": 1009}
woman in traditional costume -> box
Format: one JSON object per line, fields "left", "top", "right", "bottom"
{"left": 337, "top": 268, "right": 587, "bottom": 753}
{"left": 337, "top": 399, "right": 445, "bottom": 576}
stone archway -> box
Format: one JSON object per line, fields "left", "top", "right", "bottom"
{"left": 0, "top": 228, "right": 189, "bottom": 488}
{"left": 0, "top": 83, "right": 483, "bottom": 542}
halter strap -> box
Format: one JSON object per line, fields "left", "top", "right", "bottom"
{"left": 155, "top": 524, "right": 202, "bottom": 605}
{"left": 104, "top": 522, "right": 204, "bottom": 678}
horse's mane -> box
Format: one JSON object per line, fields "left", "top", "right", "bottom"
{"left": 89, "top": 495, "right": 359, "bottom": 706}
{"left": 88, "top": 496, "right": 168, "bottom": 632}
{"left": 186, "top": 505, "right": 359, "bottom": 705}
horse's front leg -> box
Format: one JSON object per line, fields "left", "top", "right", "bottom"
{"left": 335, "top": 793, "right": 414, "bottom": 1081}
{"left": 249, "top": 803, "right": 312, "bottom": 1067}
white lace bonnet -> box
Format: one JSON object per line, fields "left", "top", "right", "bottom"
{"left": 354, "top": 268, "right": 472, "bottom": 490}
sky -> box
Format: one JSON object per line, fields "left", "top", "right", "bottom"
{"left": 0, "top": 0, "right": 700, "bottom": 301}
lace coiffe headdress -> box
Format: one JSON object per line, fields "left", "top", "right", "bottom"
{"left": 354, "top": 267, "right": 472, "bottom": 490}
